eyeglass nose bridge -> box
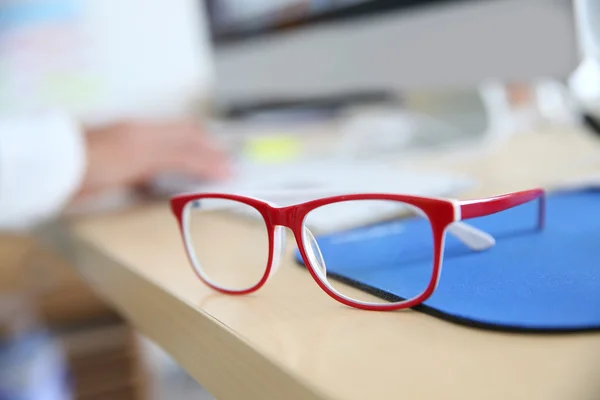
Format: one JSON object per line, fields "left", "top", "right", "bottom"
{"left": 264, "top": 206, "right": 307, "bottom": 281}
{"left": 267, "top": 205, "right": 301, "bottom": 228}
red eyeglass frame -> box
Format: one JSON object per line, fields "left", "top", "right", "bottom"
{"left": 170, "top": 188, "right": 545, "bottom": 311}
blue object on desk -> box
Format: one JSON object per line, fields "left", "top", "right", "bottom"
{"left": 294, "top": 189, "right": 600, "bottom": 332}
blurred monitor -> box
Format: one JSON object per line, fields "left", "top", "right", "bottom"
{"left": 203, "top": 0, "right": 579, "bottom": 111}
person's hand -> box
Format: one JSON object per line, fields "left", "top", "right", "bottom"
{"left": 75, "top": 120, "right": 231, "bottom": 200}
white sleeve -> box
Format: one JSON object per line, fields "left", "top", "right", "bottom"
{"left": 0, "top": 112, "right": 86, "bottom": 232}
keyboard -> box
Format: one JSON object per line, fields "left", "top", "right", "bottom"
{"left": 152, "top": 160, "right": 475, "bottom": 233}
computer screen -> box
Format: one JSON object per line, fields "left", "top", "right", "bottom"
{"left": 205, "top": 0, "right": 578, "bottom": 113}
{"left": 205, "top": 0, "right": 465, "bottom": 44}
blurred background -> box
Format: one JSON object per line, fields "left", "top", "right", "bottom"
{"left": 1, "top": 0, "right": 599, "bottom": 399}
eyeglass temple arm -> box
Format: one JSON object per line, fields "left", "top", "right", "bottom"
{"left": 412, "top": 206, "right": 494, "bottom": 251}
{"left": 459, "top": 189, "right": 546, "bottom": 230}
{"left": 447, "top": 222, "right": 496, "bottom": 251}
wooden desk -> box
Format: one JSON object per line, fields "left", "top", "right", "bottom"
{"left": 62, "top": 128, "right": 600, "bottom": 400}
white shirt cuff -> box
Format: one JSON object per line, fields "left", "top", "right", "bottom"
{"left": 0, "top": 112, "right": 86, "bottom": 231}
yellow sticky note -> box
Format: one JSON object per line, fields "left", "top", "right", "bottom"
{"left": 244, "top": 135, "right": 301, "bottom": 163}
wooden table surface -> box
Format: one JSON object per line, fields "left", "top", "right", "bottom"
{"left": 62, "top": 127, "right": 600, "bottom": 400}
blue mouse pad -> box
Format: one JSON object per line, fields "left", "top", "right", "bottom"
{"left": 294, "top": 189, "right": 600, "bottom": 332}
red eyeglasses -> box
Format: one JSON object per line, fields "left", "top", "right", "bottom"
{"left": 170, "top": 188, "right": 545, "bottom": 311}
